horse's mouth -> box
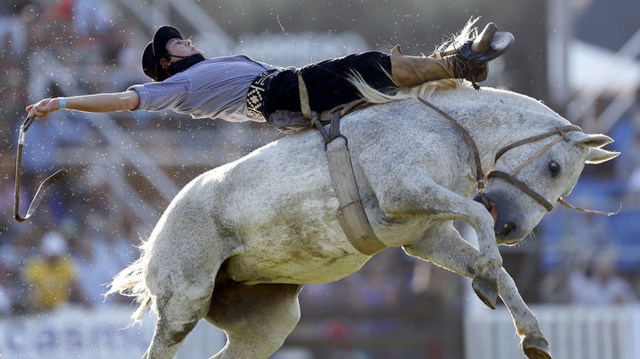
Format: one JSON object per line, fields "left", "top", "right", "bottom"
{"left": 487, "top": 201, "right": 498, "bottom": 222}
{"left": 474, "top": 194, "right": 519, "bottom": 244}
{"left": 473, "top": 194, "right": 498, "bottom": 222}
{"left": 498, "top": 237, "right": 520, "bottom": 246}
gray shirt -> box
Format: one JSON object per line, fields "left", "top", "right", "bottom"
{"left": 129, "top": 55, "right": 275, "bottom": 122}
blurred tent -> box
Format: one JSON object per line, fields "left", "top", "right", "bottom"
{"left": 547, "top": 0, "right": 640, "bottom": 132}
{"left": 564, "top": 29, "right": 640, "bottom": 133}
{"left": 569, "top": 39, "right": 640, "bottom": 95}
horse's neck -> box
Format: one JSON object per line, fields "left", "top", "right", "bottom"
{"left": 429, "top": 88, "right": 565, "bottom": 170}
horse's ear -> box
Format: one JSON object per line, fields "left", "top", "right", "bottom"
{"left": 565, "top": 130, "right": 619, "bottom": 163}
{"left": 566, "top": 131, "right": 614, "bottom": 148}
{"left": 586, "top": 147, "right": 620, "bottom": 164}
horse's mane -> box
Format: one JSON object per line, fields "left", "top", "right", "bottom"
{"left": 350, "top": 17, "right": 480, "bottom": 104}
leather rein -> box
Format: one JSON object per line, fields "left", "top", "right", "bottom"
{"left": 417, "top": 97, "right": 619, "bottom": 216}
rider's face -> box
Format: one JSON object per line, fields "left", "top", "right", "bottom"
{"left": 165, "top": 38, "right": 203, "bottom": 60}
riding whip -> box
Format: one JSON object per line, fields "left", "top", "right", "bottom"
{"left": 14, "top": 116, "right": 67, "bottom": 222}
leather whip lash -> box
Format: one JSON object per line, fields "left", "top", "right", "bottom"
{"left": 14, "top": 116, "right": 67, "bottom": 222}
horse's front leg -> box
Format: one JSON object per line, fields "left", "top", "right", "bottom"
{"left": 368, "top": 169, "right": 501, "bottom": 308}
{"left": 403, "top": 223, "right": 551, "bottom": 359}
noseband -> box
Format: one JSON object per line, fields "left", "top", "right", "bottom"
{"left": 416, "top": 96, "right": 613, "bottom": 214}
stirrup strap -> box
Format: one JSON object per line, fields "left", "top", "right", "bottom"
{"left": 297, "top": 73, "right": 386, "bottom": 255}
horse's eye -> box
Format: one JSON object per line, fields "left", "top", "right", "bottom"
{"left": 549, "top": 161, "right": 560, "bottom": 177}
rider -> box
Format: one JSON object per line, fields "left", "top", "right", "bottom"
{"left": 26, "top": 25, "right": 512, "bottom": 127}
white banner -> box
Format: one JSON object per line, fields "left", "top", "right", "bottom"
{"left": 0, "top": 305, "right": 226, "bottom": 359}
{"left": 0, "top": 306, "right": 153, "bottom": 359}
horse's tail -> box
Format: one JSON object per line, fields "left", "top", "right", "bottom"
{"left": 106, "top": 239, "right": 153, "bottom": 323}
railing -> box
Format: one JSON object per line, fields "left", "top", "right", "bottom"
{"left": 464, "top": 302, "right": 640, "bottom": 359}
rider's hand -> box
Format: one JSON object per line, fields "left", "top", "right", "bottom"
{"left": 25, "top": 98, "right": 62, "bottom": 118}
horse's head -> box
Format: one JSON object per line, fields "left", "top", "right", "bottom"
{"left": 477, "top": 127, "right": 619, "bottom": 245}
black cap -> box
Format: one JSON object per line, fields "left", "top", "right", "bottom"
{"left": 142, "top": 26, "right": 183, "bottom": 81}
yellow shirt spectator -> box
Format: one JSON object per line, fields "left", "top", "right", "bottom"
{"left": 22, "top": 231, "right": 82, "bottom": 312}
{"left": 23, "top": 256, "right": 78, "bottom": 310}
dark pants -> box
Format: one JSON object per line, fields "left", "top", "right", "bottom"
{"left": 261, "top": 51, "right": 396, "bottom": 117}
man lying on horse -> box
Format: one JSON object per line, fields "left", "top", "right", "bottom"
{"left": 26, "top": 20, "right": 512, "bottom": 130}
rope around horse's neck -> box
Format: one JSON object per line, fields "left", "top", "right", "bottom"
{"left": 416, "top": 97, "right": 485, "bottom": 190}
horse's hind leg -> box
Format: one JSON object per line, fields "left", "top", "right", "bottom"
{"left": 141, "top": 206, "right": 229, "bottom": 358}
{"left": 206, "top": 281, "right": 303, "bottom": 359}
{"left": 143, "top": 278, "right": 216, "bottom": 359}
{"left": 143, "top": 258, "right": 223, "bottom": 359}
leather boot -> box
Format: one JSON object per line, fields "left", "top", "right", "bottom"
{"left": 390, "top": 45, "right": 487, "bottom": 88}
{"left": 390, "top": 30, "right": 514, "bottom": 88}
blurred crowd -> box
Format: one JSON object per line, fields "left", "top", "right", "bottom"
{"left": 0, "top": 0, "right": 147, "bottom": 316}
{"left": 536, "top": 89, "right": 640, "bottom": 307}
{"left": 1, "top": 1, "right": 640, "bottom": 358}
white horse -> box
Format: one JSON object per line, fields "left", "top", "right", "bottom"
{"left": 109, "top": 80, "right": 618, "bottom": 359}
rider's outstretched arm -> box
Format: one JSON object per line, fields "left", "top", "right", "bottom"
{"left": 26, "top": 90, "right": 140, "bottom": 119}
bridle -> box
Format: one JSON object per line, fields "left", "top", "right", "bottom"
{"left": 488, "top": 125, "right": 581, "bottom": 211}
{"left": 417, "top": 97, "right": 619, "bottom": 216}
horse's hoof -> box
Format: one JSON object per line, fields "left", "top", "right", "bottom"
{"left": 523, "top": 347, "right": 552, "bottom": 359}
{"left": 522, "top": 336, "right": 551, "bottom": 359}
{"left": 472, "top": 276, "right": 497, "bottom": 309}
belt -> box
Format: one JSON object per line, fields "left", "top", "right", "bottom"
{"left": 246, "top": 69, "right": 278, "bottom": 121}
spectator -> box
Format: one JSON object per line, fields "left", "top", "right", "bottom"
{"left": 539, "top": 267, "right": 572, "bottom": 304}
{"left": 21, "top": 231, "right": 88, "bottom": 312}
{"left": 569, "top": 247, "right": 638, "bottom": 306}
